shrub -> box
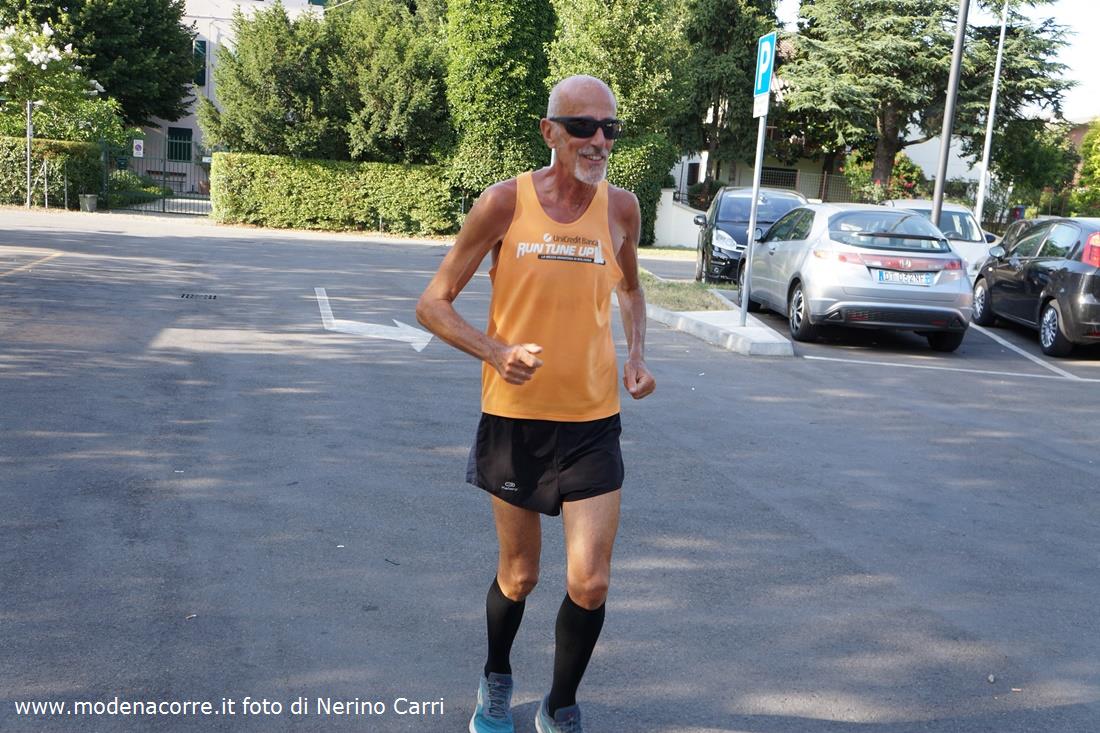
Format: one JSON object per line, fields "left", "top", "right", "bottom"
{"left": 210, "top": 152, "right": 459, "bottom": 235}
{"left": 106, "top": 169, "right": 173, "bottom": 208}
{"left": 841, "top": 151, "right": 928, "bottom": 203}
{"left": 686, "top": 177, "right": 727, "bottom": 211}
{"left": 0, "top": 137, "right": 102, "bottom": 207}
{"left": 607, "top": 133, "right": 678, "bottom": 246}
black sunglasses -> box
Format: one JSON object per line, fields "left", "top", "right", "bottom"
{"left": 548, "top": 116, "right": 624, "bottom": 140}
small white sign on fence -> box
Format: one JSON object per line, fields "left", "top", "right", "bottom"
{"left": 132, "top": 139, "right": 144, "bottom": 158}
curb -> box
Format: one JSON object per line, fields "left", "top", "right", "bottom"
{"left": 646, "top": 302, "right": 794, "bottom": 357}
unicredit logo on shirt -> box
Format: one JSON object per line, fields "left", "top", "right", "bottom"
{"left": 514, "top": 232, "right": 606, "bottom": 265}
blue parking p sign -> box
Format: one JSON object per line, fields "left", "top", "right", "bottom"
{"left": 753, "top": 32, "right": 777, "bottom": 97}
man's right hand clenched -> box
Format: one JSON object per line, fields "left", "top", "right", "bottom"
{"left": 493, "top": 343, "right": 544, "bottom": 385}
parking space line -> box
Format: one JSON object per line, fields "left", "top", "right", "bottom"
{"left": 803, "top": 354, "right": 1100, "bottom": 383}
{"left": 0, "top": 252, "right": 61, "bottom": 279}
{"left": 970, "top": 324, "right": 1083, "bottom": 381}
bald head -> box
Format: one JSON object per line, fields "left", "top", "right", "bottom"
{"left": 546, "top": 75, "right": 617, "bottom": 118}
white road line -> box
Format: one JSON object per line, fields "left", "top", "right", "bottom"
{"left": 969, "top": 324, "right": 1083, "bottom": 381}
{"left": 802, "top": 354, "right": 1100, "bottom": 383}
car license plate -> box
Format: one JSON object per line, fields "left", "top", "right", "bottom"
{"left": 874, "top": 269, "right": 933, "bottom": 286}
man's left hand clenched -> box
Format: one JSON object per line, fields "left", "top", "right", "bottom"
{"left": 623, "top": 358, "right": 655, "bottom": 400}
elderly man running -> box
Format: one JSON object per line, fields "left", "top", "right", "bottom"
{"left": 417, "top": 74, "right": 655, "bottom": 733}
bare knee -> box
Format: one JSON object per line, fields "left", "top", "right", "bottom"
{"left": 498, "top": 565, "right": 539, "bottom": 601}
{"left": 567, "top": 573, "right": 609, "bottom": 610}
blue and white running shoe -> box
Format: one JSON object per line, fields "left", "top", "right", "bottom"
{"left": 535, "top": 696, "right": 583, "bottom": 733}
{"left": 469, "top": 673, "right": 514, "bottom": 733}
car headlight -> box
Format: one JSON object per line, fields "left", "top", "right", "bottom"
{"left": 713, "top": 229, "right": 738, "bottom": 252}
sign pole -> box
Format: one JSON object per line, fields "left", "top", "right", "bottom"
{"left": 740, "top": 31, "right": 777, "bottom": 327}
{"left": 741, "top": 114, "right": 768, "bottom": 327}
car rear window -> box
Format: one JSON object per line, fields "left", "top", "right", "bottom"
{"left": 906, "top": 208, "right": 983, "bottom": 242}
{"left": 718, "top": 192, "right": 804, "bottom": 222}
{"left": 829, "top": 211, "right": 951, "bottom": 252}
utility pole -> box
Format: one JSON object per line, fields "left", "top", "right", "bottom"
{"left": 975, "top": 0, "right": 1010, "bottom": 226}
{"left": 932, "top": 0, "right": 972, "bottom": 227}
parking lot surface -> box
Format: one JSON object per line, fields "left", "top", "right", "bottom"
{"left": 3, "top": 211, "right": 1099, "bottom": 732}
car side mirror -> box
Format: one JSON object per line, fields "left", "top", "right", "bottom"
{"left": 693, "top": 214, "right": 707, "bottom": 227}
{"left": 989, "top": 245, "right": 1006, "bottom": 259}
{"left": 754, "top": 227, "right": 764, "bottom": 240}
{"left": 984, "top": 231, "right": 997, "bottom": 244}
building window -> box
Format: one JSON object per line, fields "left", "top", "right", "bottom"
{"left": 307, "top": 0, "right": 326, "bottom": 5}
{"left": 167, "top": 127, "right": 193, "bottom": 162}
{"left": 687, "top": 162, "right": 700, "bottom": 186}
{"left": 194, "top": 40, "right": 207, "bottom": 87}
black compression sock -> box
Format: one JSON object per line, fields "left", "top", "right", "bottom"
{"left": 547, "top": 593, "right": 605, "bottom": 715}
{"left": 484, "top": 577, "right": 526, "bottom": 678}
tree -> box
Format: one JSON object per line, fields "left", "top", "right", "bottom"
{"left": 446, "top": 0, "right": 555, "bottom": 193}
{"left": 547, "top": 0, "right": 681, "bottom": 136}
{"left": 0, "top": 16, "right": 131, "bottom": 145}
{"left": 333, "top": 0, "right": 452, "bottom": 163}
{"left": 991, "top": 118, "right": 1077, "bottom": 201}
{"left": 197, "top": 4, "right": 348, "bottom": 160}
{"left": 1071, "top": 120, "right": 1100, "bottom": 216}
{"left": 781, "top": 0, "right": 1071, "bottom": 185}
{"left": 666, "top": 0, "right": 774, "bottom": 177}
{"left": 13, "top": 0, "right": 198, "bottom": 125}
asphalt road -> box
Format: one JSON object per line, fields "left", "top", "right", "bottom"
{"left": 2, "top": 210, "right": 1099, "bottom": 733}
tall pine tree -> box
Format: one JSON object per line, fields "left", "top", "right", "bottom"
{"left": 446, "top": 0, "right": 555, "bottom": 193}
{"left": 781, "top": 0, "right": 1071, "bottom": 184}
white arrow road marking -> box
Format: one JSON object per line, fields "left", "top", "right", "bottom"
{"left": 314, "top": 288, "right": 433, "bottom": 352}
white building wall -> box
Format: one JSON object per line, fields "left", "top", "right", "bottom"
{"left": 653, "top": 188, "right": 703, "bottom": 249}
{"left": 143, "top": 0, "right": 322, "bottom": 158}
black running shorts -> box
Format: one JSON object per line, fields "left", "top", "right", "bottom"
{"left": 466, "top": 413, "right": 625, "bottom": 516}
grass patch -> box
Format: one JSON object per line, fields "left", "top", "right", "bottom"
{"left": 639, "top": 269, "right": 731, "bottom": 312}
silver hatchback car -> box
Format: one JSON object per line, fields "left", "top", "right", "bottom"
{"left": 739, "top": 204, "right": 974, "bottom": 352}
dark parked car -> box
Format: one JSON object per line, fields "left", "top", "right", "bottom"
{"left": 971, "top": 217, "right": 1100, "bottom": 356}
{"left": 693, "top": 187, "right": 807, "bottom": 283}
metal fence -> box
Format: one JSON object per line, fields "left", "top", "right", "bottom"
{"left": 103, "top": 137, "right": 211, "bottom": 215}
{"left": 675, "top": 170, "right": 860, "bottom": 210}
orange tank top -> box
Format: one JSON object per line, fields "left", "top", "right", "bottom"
{"left": 481, "top": 172, "right": 624, "bottom": 421}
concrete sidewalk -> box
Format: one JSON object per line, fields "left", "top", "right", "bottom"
{"left": 646, "top": 300, "right": 794, "bottom": 356}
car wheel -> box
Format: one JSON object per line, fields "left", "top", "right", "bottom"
{"left": 1039, "top": 300, "right": 1074, "bottom": 357}
{"left": 788, "top": 282, "right": 818, "bottom": 342}
{"left": 927, "top": 331, "right": 965, "bottom": 352}
{"left": 971, "top": 278, "right": 996, "bottom": 326}
{"left": 694, "top": 246, "right": 705, "bottom": 282}
{"left": 736, "top": 264, "right": 760, "bottom": 313}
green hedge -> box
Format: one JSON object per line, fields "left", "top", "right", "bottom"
{"left": 607, "top": 133, "right": 679, "bottom": 247}
{"left": 211, "top": 152, "right": 459, "bottom": 235}
{"left": 0, "top": 137, "right": 102, "bottom": 207}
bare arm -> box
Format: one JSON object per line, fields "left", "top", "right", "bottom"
{"left": 416, "top": 182, "right": 543, "bottom": 385}
{"left": 612, "top": 189, "right": 656, "bottom": 399}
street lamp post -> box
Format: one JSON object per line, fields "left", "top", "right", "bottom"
{"left": 25, "top": 100, "right": 45, "bottom": 208}
{"left": 974, "top": 0, "right": 1010, "bottom": 226}
{"left": 26, "top": 99, "right": 33, "bottom": 208}
{"left": 932, "top": 0, "right": 973, "bottom": 226}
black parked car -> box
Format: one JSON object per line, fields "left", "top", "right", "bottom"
{"left": 693, "top": 187, "right": 807, "bottom": 283}
{"left": 971, "top": 217, "right": 1100, "bottom": 356}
